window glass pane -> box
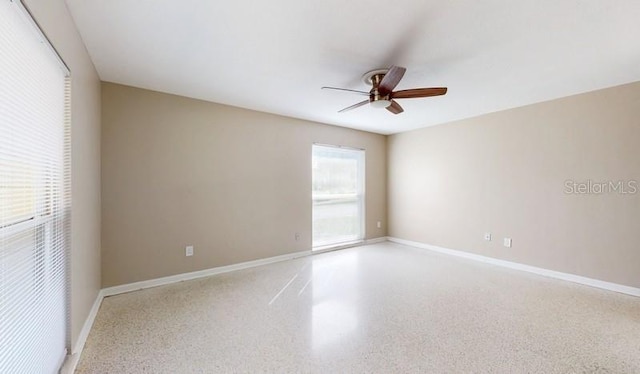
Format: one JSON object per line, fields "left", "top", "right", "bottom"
{"left": 312, "top": 145, "right": 364, "bottom": 248}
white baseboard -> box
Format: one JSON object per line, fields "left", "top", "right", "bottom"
{"left": 102, "top": 250, "right": 311, "bottom": 297}
{"left": 73, "top": 290, "right": 105, "bottom": 354}
{"left": 312, "top": 237, "right": 387, "bottom": 254}
{"left": 365, "top": 236, "right": 388, "bottom": 245}
{"left": 388, "top": 237, "right": 640, "bottom": 297}
{"left": 60, "top": 289, "right": 105, "bottom": 374}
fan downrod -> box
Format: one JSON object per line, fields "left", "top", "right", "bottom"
{"left": 362, "top": 69, "right": 389, "bottom": 86}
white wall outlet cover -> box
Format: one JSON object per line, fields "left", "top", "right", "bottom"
{"left": 503, "top": 238, "right": 512, "bottom": 248}
{"left": 186, "top": 245, "right": 194, "bottom": 256}
{"left": 377, "top": 221, "right": 382, "bottom": 228}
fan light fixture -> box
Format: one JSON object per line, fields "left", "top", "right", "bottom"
{"left": 370, "top": 99, "right": 391, "bottom": 109}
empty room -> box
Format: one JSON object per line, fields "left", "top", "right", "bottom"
{"left": 1, "top": 0, "right": 639, "bottom": 373}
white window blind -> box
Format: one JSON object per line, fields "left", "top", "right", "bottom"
{"left": 0, "top": 1, "right": 71, "bottom": 373}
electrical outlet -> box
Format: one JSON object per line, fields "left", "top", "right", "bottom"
{"left": 295, "top": 233, "right": 300, "bottom": 241}
{"left": 503, "top": 238, "right": 512, "bottom": 248}
{"left": 484, "top": 232, "right": 491, "bottom": 241}
{"left": 377, "top": 221, "right": 382, "bottom": 229}
{"left": 185, "top": 245, "right": 194, "bottom": 256}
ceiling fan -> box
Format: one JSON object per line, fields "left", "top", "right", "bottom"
{"left": 322, "top": 65, "right": 447, "bottom": 114}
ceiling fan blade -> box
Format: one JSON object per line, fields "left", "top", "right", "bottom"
{"left": 378, "top": 65, "right": 406, "bottom": 95}
{"left": 322, "top": 87, "right": 370, "bottom": 96}
{"left": 386, "top": 100, "right": 404, "bottom": 114}
{"left": 391, "top": 87, "right": 448, "bottom": 99}
{"left": 338, "top": 99, "right": 370, "bottom": 113}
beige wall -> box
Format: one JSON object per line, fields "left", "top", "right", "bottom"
{"left": 24, "top": 0, "right": 102, "bottom": 352}
{"left": 101, "top": 83, "right": 387, "bottom": 287}
{"left": 389, "top": 81, "right": 640, "bottom": 288}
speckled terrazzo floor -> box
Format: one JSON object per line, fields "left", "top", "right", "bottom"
{"left": 77, "top": 242, "right": 640, "bottom": 373}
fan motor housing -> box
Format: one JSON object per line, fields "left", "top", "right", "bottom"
{"left": 362, "top": 69, "right": 389, "bottom": 86}
{"left": 363, "top": 70, "right": 391, "bottom": 107}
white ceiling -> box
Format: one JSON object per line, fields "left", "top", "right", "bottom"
{"left": 65, "top": 0, "right": 640, "bottom": 135}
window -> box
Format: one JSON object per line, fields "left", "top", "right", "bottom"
{"left": 0, "top": 1, "right": 71, "bottom": 372}
{"left": 312, "top": 144, "right": 365, "bottom": 248}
